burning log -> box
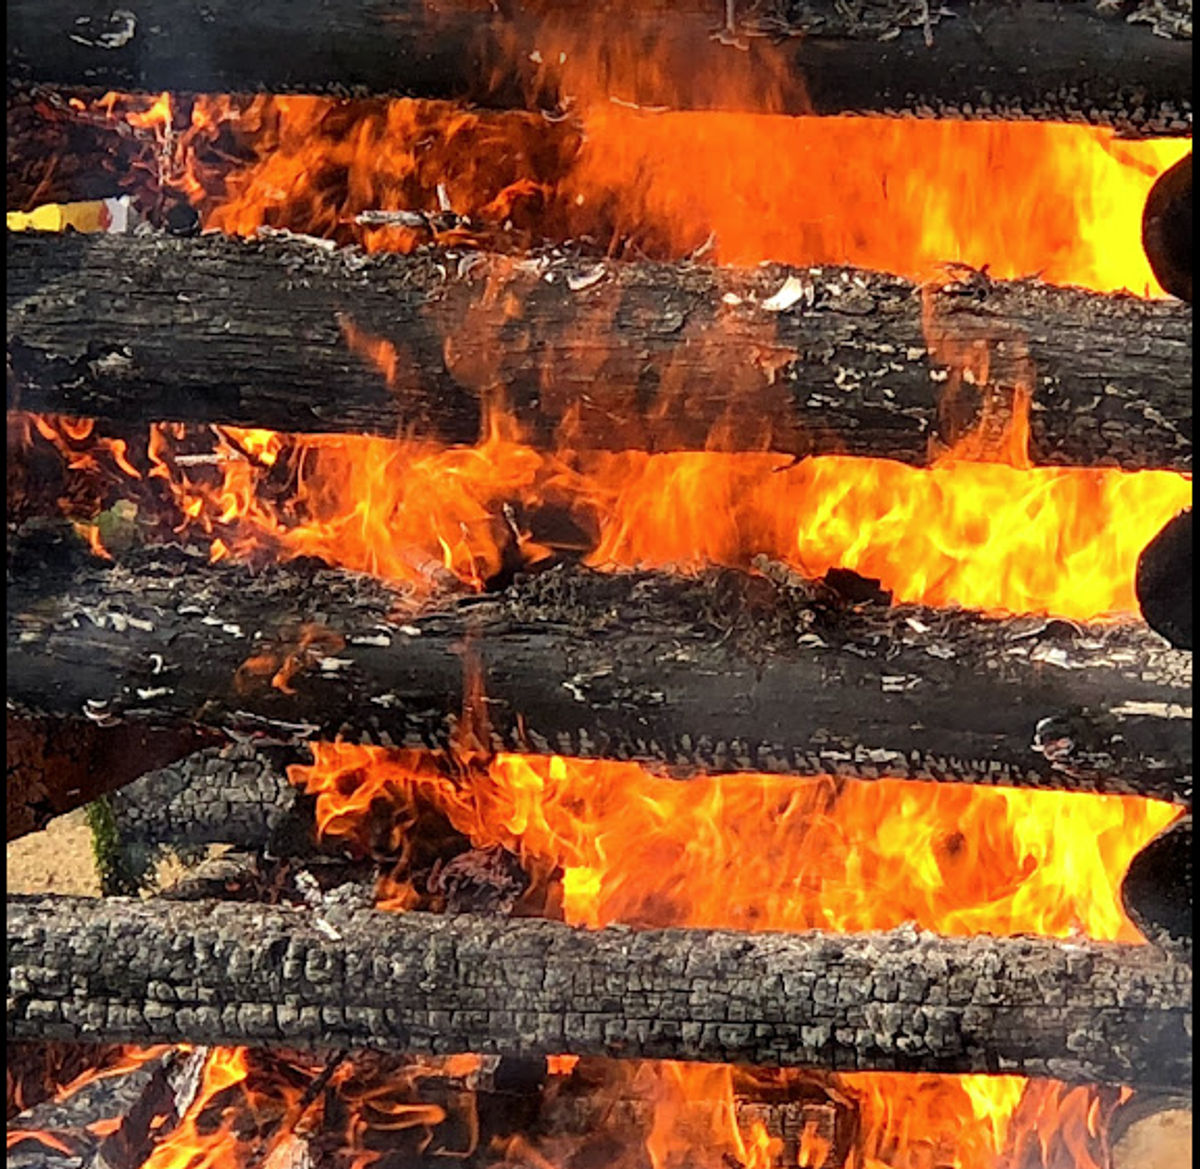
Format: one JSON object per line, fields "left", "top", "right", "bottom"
{"left": 106, "top": 743, "right": 308, "bottom": 856}
{"left": 5, "top": 1, "right": 1192, "bottom": 135}
{"left": 1120, "top": 815, "right": 1192, "bottom": 950}
{"left": 6, "top": 1045, "right": 205, "bottom": 1169}
{"left": 6, "top": 543, "right": 1191, "bottom": 816}
{"left": 7, "top": 232, "right": 1192, "bottom": 471}
{"left": 7, "top": 894, "right": 1191, "bottom": 1087}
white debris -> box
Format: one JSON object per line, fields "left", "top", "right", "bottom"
{"left": 567, "top": 266, "right": 606, "bottom": 292}
{"left": 761, "top": 274, "right": 814, "bottom": 313}
{"left": 135, "top": 686, "right": 172, "bottom": 700}
{"left": 70, "top": 9, "right": 136, "bottom": 49}
{"left": 1111, "top": 700, "right": 1192, "bottom": 719}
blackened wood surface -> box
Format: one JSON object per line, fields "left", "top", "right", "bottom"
{"left": 1142, "top": 153, "right": 1193, "bottom": 304}
{"left": 6, "top": 895, "right": 1192, "bottom": 1086}
{"left": 1136, "top": 508, "right": 1192, "bottom": 649}
{"left": 108, "top": 743, "right": 302, "bottom": 853}
{"left": 5, "top": 1, "right": 1191, "bottom": 135}
{"left": 1121, "top": 815, "right": 1192, "bottom": 950}
{"left": 7, "top": 232, "right": 1193, "bottom": 471}
{"left": 5, "top": 712, "right": 219, "bottom": 841}
{"left": 5, "top": 1046, "right": 198, "bottom": 1169}
{"left": 6, "top": 540, "right": 1192, "bottom": 805}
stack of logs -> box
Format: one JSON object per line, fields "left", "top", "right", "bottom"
{"left": 5, "top": 0, "right": 1194, "bottom": 1163}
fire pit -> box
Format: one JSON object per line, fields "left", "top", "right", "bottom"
{"left": 6, "top": 1, "right": 1192, "bottom": 1166}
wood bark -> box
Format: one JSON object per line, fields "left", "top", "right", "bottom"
{"left": 5, "top": 1, "right": 1191, "bottom": 136}
{"left": 6, "top": 539, "right": 1192, "bottom": 809}
{"left": 7, "top": 894, "right": 1191, "bottom": 1087}
{"left": 107, "top": 743, "right": 306, "bottom": 854}
{"left": 7, "top": 232, "right": 1193, "bottom": 471}
{"left": 6, "top": 1046, "right": 203, "bottom": 1169}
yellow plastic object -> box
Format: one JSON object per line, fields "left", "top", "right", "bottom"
{"left": 7, "top": 198, "right": 124, "bottom": 234}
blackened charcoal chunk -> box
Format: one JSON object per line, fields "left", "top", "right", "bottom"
{"left": 164, "top": 200, "right": 200, "bottom": 237}
{"left": 822, "top": 567, "right": 892, "bottom": 608}
{"left": 428, "top": 845, "right": 529, "bottom": 915}
{"left": 1121, "top": 816, "right": 1192, "bottom": 951}
{"left": 1135, "top": 509, "right": 1191, "bottom": 649}
{"left": 1142, "top": 153, "right": 1191, "bottom": 304}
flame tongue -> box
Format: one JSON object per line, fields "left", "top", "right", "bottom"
{"left": 293, "top": 745, "right": 1178, "bottom": 943}
{"left": 70, "top": 93, "right": 1191, "bottom": 295}
{"left": 18, "top": 413, "right": 1192, "bottom": 620}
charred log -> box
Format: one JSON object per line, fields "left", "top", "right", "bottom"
{"left": 5, "top": 1, "right": 1191, "bottom": 135}
{"left": 1120, "top": 815, "right": 1192, "bottom": 950}
{"left": 1136, "top": 508, "right": 1192, "bottom": 650}
{"left": 6, "top": 894, "right": 1191, "bottom": 1087}
{"left": 6, "top": 1041, "right": 126, "bottom": 1120}
{"left": 7, "top": 231, "right": 1192, "bottom": 472}
{"left": 1142, "top": 153, "right": 1192, "bottom": 303}
{"left": 5, "top": 712, "right": 219, "bottom": 841}
{"left": 107, "top": 742, "right": 310, "bottom": 857}
{"left": 6, "top": 1045, "right": 205, "bottom": 1169}
{"left": 5, "top": 542, "right": 1192, "bottom": 810}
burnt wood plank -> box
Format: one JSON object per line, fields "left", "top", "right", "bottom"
{"left": 5, "top": 1, "right": 1191, "bottom": 135}
{"left": 5, "top": 540, "right": 1191, "bottom": 814}
{"left": 7, "top": 232, "right": 1193, "bottom": 471}
{"left": 6, "top": 894, "right": 1192, "bottom": 1087}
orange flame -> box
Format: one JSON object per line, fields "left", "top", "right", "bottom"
{"left": 292, "top": 744, "right": 1177, "bottom": 943}
{"left": 136, "top": 1048, "right": 252, "bottom": 1169}
{"left": 20, "top": 412, "right": 1191, "bottom": 620}
{"left": 88, "top": 93, "right": 1189, "bottom": 295}
{"left": 281, "top": 742, "right": 1164, "bottom": 1166}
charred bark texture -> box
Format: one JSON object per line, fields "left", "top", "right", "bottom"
{"left": 6, "top": 894, "right": 1192, "bottom": 1087}
{"left": 5, "top": 712, "right": 219, "bottom": 841}
{"left": 6, "top": 540, "right": 1192, "bottom": 806}
{"left": 7, "top": 232, "right": 1192, "bottom": 471}
{"left": 5, "top": 1, "right": 1191, "bottom": 135}
{"left": 108, "top": 743, "right": 305, "bottom": 854}
{"left": 6, "top": 1046, "right": 203, "bottom": 1169}
{"left": 1121, "top": 815, "right": 1192, "bottom": 950}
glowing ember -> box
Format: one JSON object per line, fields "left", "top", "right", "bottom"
{"left": 84, "top": 93, "right": 1189, "bottom": 295}
{"left": 12, "top": 1046, "right": 1125, "bottom": 1169}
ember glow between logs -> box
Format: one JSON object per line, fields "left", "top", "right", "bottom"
{"left": 88, "top": 93, "right": 1188, "bottom": 296}
{"left": 292, "top": 746, "right": 1177, "bottom": 943}
{"left": 16, "top": 1048, "right": 1127, "bottom": 1169}
{"left": 19, "top": 408, "right": 1191, "bottom": 620}
{"left": 10, "top": 29, "right": 1190, "bottom": 1169}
